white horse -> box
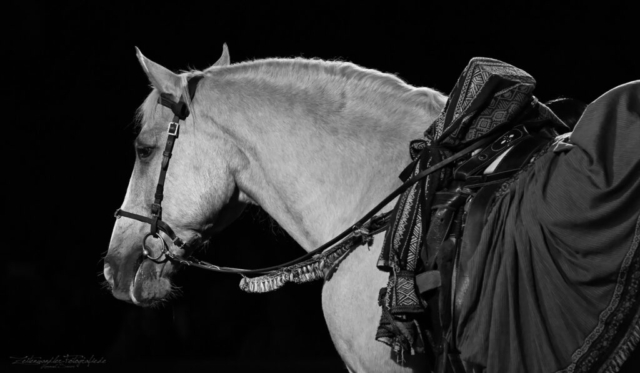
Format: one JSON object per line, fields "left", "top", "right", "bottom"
{"left": 104, "top": 45, "right": 447, "bottom": 372}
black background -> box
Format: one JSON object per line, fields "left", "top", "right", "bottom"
{"left": 5, "top": 1, "right": 639, "bottom": 372}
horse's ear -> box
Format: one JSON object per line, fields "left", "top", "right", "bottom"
{"left": 210, "top": 43, "right": 230, "bottom": 68}
{"left": 135, "top": 47, "right": 182, "bottom": 97}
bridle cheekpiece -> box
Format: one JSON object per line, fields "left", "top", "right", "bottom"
{"left": 114, "top": 76, "right": 203, "bottom": 262}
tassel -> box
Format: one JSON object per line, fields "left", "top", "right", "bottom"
{"left": 238, "top": 215, "right": 387, "bottom": 293}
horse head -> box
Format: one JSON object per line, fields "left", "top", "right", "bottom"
{"left": 104, "top": 45, "right": 250, "bottom": 306}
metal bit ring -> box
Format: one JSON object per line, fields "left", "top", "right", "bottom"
{"left": 142, "top": 233, "right": 169, "bottom": 262}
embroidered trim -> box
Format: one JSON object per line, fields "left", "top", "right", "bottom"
{"left": 238, "top": 214, "right": 387, "bottom": 293}
{"left": 557, "top": 214, "right": 640, "bottom": 373}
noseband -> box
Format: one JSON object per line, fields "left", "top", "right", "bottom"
{"left": 113, "top": 75, "right": 503, "bottom": 276}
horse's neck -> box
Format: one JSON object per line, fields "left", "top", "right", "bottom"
{"left": 212, "top": 81, "right": 443, "bottom": 251}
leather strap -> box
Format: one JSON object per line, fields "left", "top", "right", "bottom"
{"left": 115, "top": 128, "right": 504, "bottom": 275}
{"left": 454, "top": 125, "right": 529, "bottom": 180}
{"left": 114, "top": 73, "right": 512, "bottom": 276}
{"left": 114, "top": 208, "right": 185, "bottom": 248}
{"left": 149, "top": 76, "right": 204, "bottom": 235}
{"left": 187, "top": 76, "right": 203, "bottom": 102}
{"left": 117, "top": 76, "right": 204, "bottom": 243}
{"left": 416, "top": 270, "right": 442, "bottom": 293}
{"left": 156, "top": 76, "right": 203, "bottom": 120}
{"left": 463, "top": 132, "right": 553, "bottom": 189}
{"left": 150, "top": 121, "right": 179, "bottom": 224}
{"left": 422, "top": 192, "right": 469, "bottom": 270}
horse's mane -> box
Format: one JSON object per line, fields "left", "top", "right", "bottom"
{"left": 206, "top": 58, "right": 443, "bottom": 111}
{"left": 214, "top": 58, "right": 433, "bottom": 96}
{"left": 136, "top": 57, "right": 445, "bottom": 131}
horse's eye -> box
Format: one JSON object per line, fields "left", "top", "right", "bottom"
{"left": 136, "top": 147, "right": 154, "bottom": 159}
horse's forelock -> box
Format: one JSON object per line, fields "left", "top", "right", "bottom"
{"left": 134, "top": 89, "right": 159, "bottom": 132}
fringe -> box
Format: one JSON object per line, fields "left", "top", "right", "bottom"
{"left": 239, "top": 224, "right": 377, "bottom": 293}
{"left": 600, "top": 316, "right": 640, "bottom": 373}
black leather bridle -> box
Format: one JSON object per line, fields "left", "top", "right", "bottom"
{"left": 114, "top": 76, "right": 203, "bottom": 262}
{"left": 113, "top": 75, "right": 504, "bottom": 276}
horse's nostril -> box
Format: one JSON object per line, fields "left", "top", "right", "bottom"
{"left": 104, "top": 263, "right": 114, "bottom": 287}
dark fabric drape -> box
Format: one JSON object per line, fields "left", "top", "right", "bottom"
{"left": 457, "top": 81, "right": 640, "bottom": 372}
{"left": 375, "top": 57, "right": 567, "bottom": 357}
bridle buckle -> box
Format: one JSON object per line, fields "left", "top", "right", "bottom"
{"left": 167, "top": 122, "right": 180, "bottom": 136}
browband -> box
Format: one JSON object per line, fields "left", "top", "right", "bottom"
{"left": 157, "top": 75, "right": 204, "bottom": 119}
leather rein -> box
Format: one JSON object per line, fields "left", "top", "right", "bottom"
{"left": 114, "top": 76, "right": 503, "bottom": 277}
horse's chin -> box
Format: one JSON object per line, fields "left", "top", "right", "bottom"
{"left": 129, "top": 259, "right": 174, "bottom": 307}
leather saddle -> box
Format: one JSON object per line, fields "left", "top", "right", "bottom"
{"left": 414, "top": 123, "right": 555, "bottom": 372}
